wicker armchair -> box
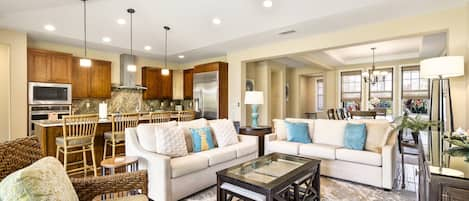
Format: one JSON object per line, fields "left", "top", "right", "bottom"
{"left": 0, "top": 136, "right": 148, "bottom": 201}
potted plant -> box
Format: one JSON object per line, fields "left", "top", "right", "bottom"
{"left": 445, "top": 132, "right": 469, "bottom": 162}
{"left": 393, "top": 113, "right": 440, "bottom": 143}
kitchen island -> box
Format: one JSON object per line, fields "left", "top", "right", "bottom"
{"left": 33, "top": 112, "right": 181, "bottom": 168}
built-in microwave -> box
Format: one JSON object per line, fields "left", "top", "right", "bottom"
{"left": 28, "top": 82, "right": 72, "bottom": 105}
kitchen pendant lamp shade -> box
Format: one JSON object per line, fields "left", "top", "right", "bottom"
{"left": 127, "top": 64, "right": 137, "bottom": 72}
{"left": 161, "top": 69, "right": 170, "bottom": 76}
{"left": 79, "top": 58, "right": 92, "bottom": 67}
{"left": 420, "top": 56, "right": 464, "bottom": 78}
{"left": 244, "top": 91, "right": 264, "bottom": 105}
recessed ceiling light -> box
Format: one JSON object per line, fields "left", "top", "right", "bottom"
{"left": 117, "top": 18, "right": 126, "bottom": 25}
{"left": 178, "top": 55, "right": 185, "bottom": 59}
{"left": 263, "top": 0, "right": 273, "bottom": 8}
{"left": 212, "top": 18, "right": 221, "bottom": 25}
{"left": 102, "top": 37, "right": 111, "bottom": 43}
{"left": 144, "top": 46, "right": 152, "bottom": 51}
{"left": 44, "top": 24, "right": 56, "bottom": 31}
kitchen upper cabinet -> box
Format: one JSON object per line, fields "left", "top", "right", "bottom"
{"left": 28, "top": 48, "right": 72, "bottom": 83}
{"left": 172, "top": 70, "right": 183, "bottom": 100}
{"left": 71, "top": 57, "right": 111, "bottom": 99}
{"left": 71, "top": 57, "right": 90, "bottom": 99}
{"left": 89, "top": 60, "right": 112, "bottom": 98}
{"left": 183, "top": 69, "right": 193, "bottom": 99}
{"left": 142, "top": 67, "right": 173, "bottom": 100}
{"left": 142, "top": 67, "right": 161, "bottom": 100}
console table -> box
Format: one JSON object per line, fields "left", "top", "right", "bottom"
{"left": 418, "top": 131, "right": 469, "bottom": 201}
{"left": 239, "top": 126, "right": 272, "bottom": 156}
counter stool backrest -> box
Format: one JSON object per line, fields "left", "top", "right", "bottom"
{"left": 178, "top": 111, "right": 195, "bottom": 122}
{"left": 149, "top": 112, "right": 171, "bottom": 123}
{"left": 111, "top": 113, "right": 140, "bottom": 137}
{"left": 62, "top": 114, "right": 99, "bottom": 141}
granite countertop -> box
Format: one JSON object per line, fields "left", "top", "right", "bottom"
{"left": 33, "top": 112, "right": 182, "bottom": 128}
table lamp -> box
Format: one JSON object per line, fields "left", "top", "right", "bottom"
{"left": 245, "top": 91, "right": 264, "bottom": 128}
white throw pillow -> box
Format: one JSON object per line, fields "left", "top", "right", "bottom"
{"left": 273, "top": 119, "right": 287, "bottom": 140}
{"left": 209, "top": 119, "right": 239, "bottom": 147}
{"left": 136, "top": 121, "right": 177, "bottom": 152}
{"left": 155, "top": 126, "right": 188, "bottom": 157}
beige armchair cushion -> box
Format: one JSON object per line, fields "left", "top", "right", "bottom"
{"left": 0, "top": 157, "right": 79, "bottom": 201}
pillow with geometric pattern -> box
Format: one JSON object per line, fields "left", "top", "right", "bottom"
{"left": 208, "top": 119, "right": 239, "bottom": 147}
{"left": 155, "top": 126, "right": 188, "bottom": 157}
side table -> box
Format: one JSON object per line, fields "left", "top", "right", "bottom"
{"left": 239, "top": 126, "right": 272, "bottom": 156}
{"left": 101, "top": 156, "right": 139, "bottom": 199}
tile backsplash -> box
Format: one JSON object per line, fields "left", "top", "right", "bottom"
{"left": 72, "top": 89, "right": 193, "bottom": 115}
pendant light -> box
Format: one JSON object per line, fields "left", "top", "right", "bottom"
{"left": 127, "top": 8, "right": 137, "bottom": 72}
{"left": 79, "top": 0, "right": 92, "bottom": 67}
{"left": 362, "top": 47, "right": 387, "bottom": 85}
{"left": 161, "top": 26, "right": 170, "bottom": 76}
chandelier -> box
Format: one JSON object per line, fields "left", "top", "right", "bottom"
{"left": 362, "top": 47, "right": 388, "bottom": 85}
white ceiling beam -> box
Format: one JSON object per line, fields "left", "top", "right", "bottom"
{"left": 288, "top": 55, "right": 335, "bottom": 70}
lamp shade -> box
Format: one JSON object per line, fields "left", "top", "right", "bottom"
{"left": 420, "top": 56, "right": 464, "bottom": 78}
{"left": 244, "top": 91, "right": 264, "bottom": 105}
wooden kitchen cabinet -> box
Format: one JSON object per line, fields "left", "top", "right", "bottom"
{"left": 71, "top": 57, "right": 111, "bottom": 99}
{"left": 183, "top": 69, "right": 193, "bottom": 99}
{"left": 142, "top": 67, "right": 173, "bottom": 100}
{"left": 89, "top": 60, "right": 112, "bottom": 98}
{"left": 28, "top": 48, "right": 72, "bottom": 83}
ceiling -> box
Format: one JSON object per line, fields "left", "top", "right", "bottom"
{"left": 0, "top": 0, "right": 464, "bottom": 62}
{"left": 271, "top": 32, "right": 447, "bottom": 69}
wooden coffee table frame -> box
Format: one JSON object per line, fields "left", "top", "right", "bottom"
{"left": 216, "top": 153, "right": 321, "bottom": 201}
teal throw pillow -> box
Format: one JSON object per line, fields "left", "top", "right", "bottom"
{"left": 190, "top": 127, "right": 215, "bottom": 152}
{"left": 285, "top": 121, "right": 311, "bottom": 144}
{"left": 344, "top": 123, "right": 367, "bottom": 150}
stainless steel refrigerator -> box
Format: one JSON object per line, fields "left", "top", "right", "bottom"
{"left": 193, "top": 71, "right": 219, "bottom": 119}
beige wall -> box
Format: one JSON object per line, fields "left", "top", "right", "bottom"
{"left": 227, "top": 6, "right": 469, "bottom": 128}
{"left": 0, "top": 30, "right": 27, "bottom": 140}
{"left": 27, "top": 40, "right": 179, "bottom": 85}
{"left": 0, "top": 44, "right": 10, "bottom": 142}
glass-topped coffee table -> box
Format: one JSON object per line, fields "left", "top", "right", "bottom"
{"left": 216, "top": 153, "right": 321, "bottom": 201}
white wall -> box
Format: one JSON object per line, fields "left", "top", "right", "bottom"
{"left": 0, "top": 30, "right": 27, "bottom": 140}
{"left": 0, "top": 44, "right": 10, "bottom": 142}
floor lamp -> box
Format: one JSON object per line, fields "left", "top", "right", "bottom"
{"left": 420, "top": 56, "right": 465, "bottom": 167}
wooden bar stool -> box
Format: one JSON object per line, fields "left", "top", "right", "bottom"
{"left": 177, "top": 111, "right": 195, "bottom": 122}
{"left": 56, "top": 114, "right": 99, "bottom": 177}
{"left": 149, "top": 112, "right": 171, "bottom": 123}
{"left": 103, "top": 113, "right": 139, "bottom": 160}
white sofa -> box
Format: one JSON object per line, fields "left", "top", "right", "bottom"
{"left": 265, "top": 118, "right": 397, "bottom": 190}
{"left": 125, "top": 119, "right": 258, "bottom": 201}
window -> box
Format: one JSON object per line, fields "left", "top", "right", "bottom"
{"left": 401, "top": 66, "right": 430, "bottom": 115}
{"left": 369, "top": 68, "right": 393, "bottom": 115}
{"left": 341, "top": 71, "right": 362, "bottom": 111}
{"left": 316, "top": 79, "right": 324, "bottom": 111}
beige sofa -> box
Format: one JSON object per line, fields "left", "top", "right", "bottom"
{"left": 265, "top": 118, "right": 397, "bottom": 190}
{"left": 125, "top": 119, "right": 258, "bottom": 201}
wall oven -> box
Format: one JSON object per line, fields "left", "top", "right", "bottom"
{"left": 29, "top": 82, "right": 72, "bottom": 105}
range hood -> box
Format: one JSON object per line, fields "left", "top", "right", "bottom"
{"left": 117, "top": 54, "right": 147, "bottom": 90}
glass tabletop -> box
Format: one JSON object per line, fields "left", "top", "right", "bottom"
{"left": 224, "top": 153, "right": 312, "bottom": 185}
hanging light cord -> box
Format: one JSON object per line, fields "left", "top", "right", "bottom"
{"left": 83, "top": 0, "right": 87, "bottom": 57}
{"left": 165, "top": 28, "right": 168, "bottom": 69}
{"left": 130, "top": 11, "right": 133, "bottom": 56}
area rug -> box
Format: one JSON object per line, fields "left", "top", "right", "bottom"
{"left": 183, "top": 177, "right": 416, "bottom": 201}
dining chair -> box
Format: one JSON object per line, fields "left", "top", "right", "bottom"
{"left": 56, "top": 114, "right": 99, "bottom": 176}
{"left": 327, "top": 109, "right": 337, "bottom": 120}
{"left": 149, "top": 111, "right": 171, "bottom": 123}
{"left": 103, "top": 113, "right": 139, "bottom": 160}
{"left": 336, "top": 108, "right": 346, "bottom": 120}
